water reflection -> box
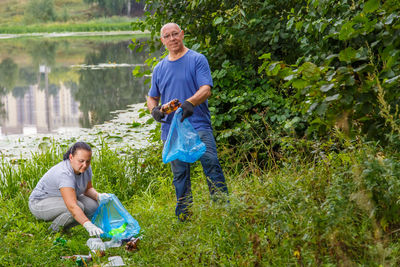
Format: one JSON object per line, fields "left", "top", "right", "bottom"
{"left": 0, "top": 36, "right": 151, "bottom": 136}
{"left": 76, "top": 42, "right": 147, "bottom": 127}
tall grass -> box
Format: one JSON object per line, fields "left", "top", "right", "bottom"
{"left": 1, "top": 137, "right": 400, "bottom": 265}
{"left": 0, "top": 21, "right": 134, "bottom": 34}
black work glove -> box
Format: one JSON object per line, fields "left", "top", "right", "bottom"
{"left": 151, "top": 105, "right": 165, "bottom": 123}
{"left": 180, "top": 100, "right": 194, "bottom": 122}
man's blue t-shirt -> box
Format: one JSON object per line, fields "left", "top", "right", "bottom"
{"left": 149, "top": 49, "right": 213, "bottom": 140}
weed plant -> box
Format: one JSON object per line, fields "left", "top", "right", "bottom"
{"left": 1, "top": 136, "right": 400, "bottom": 265}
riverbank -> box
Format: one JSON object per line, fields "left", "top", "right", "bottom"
{"left": 0, "top": 30, "right": 147, "bottom": 40}
{"left": 0, "top": 20, "right": 134, "bottom": 34}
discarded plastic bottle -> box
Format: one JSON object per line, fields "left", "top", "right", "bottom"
{"left": 107, "top": 256, "right": 125, "bottom": 266}
{"left": 161, "top": 99, "right": 181, "bottom": 114}
{"left": 86, "top": 237, "right": 106, "bottom": 251}
{"left": 104, "top": 238, "right": 122, "bottom": 249}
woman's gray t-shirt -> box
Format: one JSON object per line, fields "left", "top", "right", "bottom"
{"left": 29, "top": 160, "right": 92, "bottom": 201}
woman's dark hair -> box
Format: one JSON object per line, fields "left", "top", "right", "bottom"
{"left": 63, "top": 142, "right": 92, "bottom": 160}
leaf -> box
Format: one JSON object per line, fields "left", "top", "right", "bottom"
{"left": 286, "top": 17, "right": 294, "bottom": 30}
{"left": 384, "top": 75, "right": 400, "bottom": 84}
{"left": 325, "top": 94, "right": 340, "bottom": 102}
{"left": 345, "top": 76, "right": 355, "bottom": 86}
{"left": 284, "top": 74, "right": 295, "bottom": 81}
{"left": 339, "top": 47, "right": 357, "bottom": 63}
{"left": 354, "top": 64, "right": 372, "bottom": 73}
{"left": 384, "top": 13, "right": 398, "bottom": 25}
{"left": 316, "top": 102, "right": 328, "bottom": 116}
{"left": 320, "top": 83, "right": 334, "bottom": 92}
{"left": 300, "top": 62, "right": 319, "bottom": 79}
{"left": 295, "top": 21, "right": 303, "bottom": 31}
{"left": 363, "top": 0, "right": 380, "bottom": 13}
{"left": 259, "top": 53, "right": 271, "bottom": 60}
{"left": 130, "top": 122, "right": 142, "bottom": 128}
{"left": 106, "top": 135, "right": 123, "bottom": 142}
{"left": 292, "top": 79, "right": 308, "bottom": 89}
{"left": 213, "top": 17, "right": 223, "bottom": 26}
{"left": 38, "top": 142, "right": 50, "bottom": 151}
{"left": 132, "top": 66, "right": 141, "bottom": 76}
{"left": 325, "top": 54, "right": 338, "bottom": 60}
{"left": 339, "top": 22, "right": 355, "bottom": 40}
{"left": 267, "top": 62, "right": 281, "bottom": 76}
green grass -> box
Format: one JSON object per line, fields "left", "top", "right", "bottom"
{"left": 0, "top": 0, "right": 101, "bottom": 25}
{"left": 1, "top": 136, "right": 400, "bottom": 265}
{"left": 0, "top": 19, "right": 135, "bottom": 34}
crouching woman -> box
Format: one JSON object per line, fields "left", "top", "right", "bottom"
{"left": 29, "top": 141, "right": 107, "bottom": 236}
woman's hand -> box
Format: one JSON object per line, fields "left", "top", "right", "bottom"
{"left": 83, "top": 221, "right": 104, "bottom": 237}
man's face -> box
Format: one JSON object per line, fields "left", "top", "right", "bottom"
{"left": 69, "top": 149, "right": 92, "bottom": 175}
{"left": 161, "top": 24, "right": 184, "bottom": 53}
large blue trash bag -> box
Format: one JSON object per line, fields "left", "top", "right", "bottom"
{"left": 91, "top": 194, "right": 140, "bottom": 241}
{"left": 162, "top": 108, "right": 206, "bottom": 164}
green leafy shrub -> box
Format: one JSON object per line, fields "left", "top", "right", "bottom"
{"left": 132, "top": 0, "right": 400, "bottom": 148}
{"left": 24, "top": 0, "right": 57, "bottom": 23}
{"left": 258, "top": 0, "right": 400, "bottom": 140}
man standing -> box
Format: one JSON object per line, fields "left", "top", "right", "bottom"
{"left": 147, "top": 22, "right": 228, "bottom": 221}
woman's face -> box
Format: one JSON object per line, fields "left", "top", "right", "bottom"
{"left": 69, "top": 149, "right": 92, "bottom": 175}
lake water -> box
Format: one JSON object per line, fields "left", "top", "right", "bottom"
{"left": 0, "top": 33, "right": 157, "bottom": 159}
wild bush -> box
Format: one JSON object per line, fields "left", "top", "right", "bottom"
{"left": 131, "top": 0, "right": 400, "bottom": 159}
{"left": 24, "top": 0, "right": 57, "bottom": 23}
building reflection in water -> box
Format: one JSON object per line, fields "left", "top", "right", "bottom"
{"left": 0, "top": 37, "right": 153, "bottom": 137}
{"left": 1, "top": 65, "right": 81, "bottom": 136}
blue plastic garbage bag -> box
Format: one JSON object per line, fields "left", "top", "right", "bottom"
{"left": 91, "top": 193, "right": 140, "bottom": 241}
{"left": 162, "top": 108, "right": 206, "bottom": 164}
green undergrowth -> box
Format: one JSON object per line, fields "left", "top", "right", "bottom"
{"left": 1, "top": 137, "right": 400, "bottom": 265}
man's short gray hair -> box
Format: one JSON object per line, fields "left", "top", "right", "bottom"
{"left": 160, "top": 23, "right": 181, "bottom": 36}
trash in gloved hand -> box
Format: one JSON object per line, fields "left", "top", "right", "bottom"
{"left": 161, "top": 99, "right": 181, "bottom": 114}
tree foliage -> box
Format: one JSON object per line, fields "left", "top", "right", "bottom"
{"left": 132, "top": 0, "right": 400, "bottom": 162}
{"left": 24, "top": 0, "right": 57, "bottom": 23}
{"left": 0, "top": 58, "right": 18, "bottom": 93}
{"left": 84, "top": 0, "right": 145, "bottom": 16}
